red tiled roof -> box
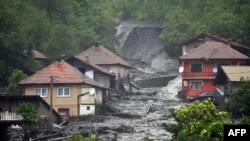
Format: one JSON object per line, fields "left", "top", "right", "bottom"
{"left": 179, "top": 42, "right": 249, "bottom": 60}
{"left": 75, "top": 44, "right": 132, "bottom": 68}
{"left": 33, "top": 50, "right": 47, "bottom": 59}
{"left": 182, "top": 32, "right": 250, "bottom": 49}
{"left": 19, "top": 60, "right": 100, "bottom": 86}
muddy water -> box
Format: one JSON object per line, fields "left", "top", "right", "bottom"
{"left": 61, "top": 76, "right": 187, "bottom": 141}
{"left": 107, "top": 95, "right": 186, "bottom": 141}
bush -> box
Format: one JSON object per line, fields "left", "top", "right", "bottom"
{"left": 172, "top": 99, "right": 231, "bottom": 141}
{"left": 16, "top": 102, "right": 42, "bottom": 139}
{"left": 63, "top": 133, "right": 99, "bottom": 141}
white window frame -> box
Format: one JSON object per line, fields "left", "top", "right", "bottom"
{"left": 35, "top": 88, "right": 48, "bottom": 97}
{"left": 57, "top": 87, "right": 70, "bottom": 97}
{"left": 191, "top": 81, "right": 203, "bottom": 90}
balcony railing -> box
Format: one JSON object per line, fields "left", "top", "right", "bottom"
{"left": 0, "top": 112, "right": 23, "bottom": 121}
{"left": 182, "top": 72, "right": 216, "bottom": 78}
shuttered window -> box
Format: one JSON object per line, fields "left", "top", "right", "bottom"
{"left": 191, "top": 63, "right": 202, "bottom": 72}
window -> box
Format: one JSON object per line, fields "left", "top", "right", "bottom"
{"left": 87, "top": 106, "right": 90, "bottom": 110}
{"left": 57, "top": 87, "right": 70, "bottom": 97}
{"left": 58, "top": 108, "right": 69, "bottom": 115}
{"left": 35, "top": 88, "right": 48, "bottom": 97}
{"left": 191, "top": 81, "right": 202, "bottom": 90}
{"left": 191, "top": 63, "right": 202, "bottom": 72}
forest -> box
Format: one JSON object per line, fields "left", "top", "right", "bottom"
{"left": 1, "top": 0, "right": 250, "bottom": 88}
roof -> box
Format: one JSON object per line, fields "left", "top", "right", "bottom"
{"left": 19, "top": 60, "right": 101, "bottom": 87}
{"left": 66, "top": 56, "right": 115, "bottom": 76}
{"left": 182, "top": 32, "right": 250, "bottom": 49}
{"left": 179, "top": 42, "right": 249, "bottom": 60}
{"left": 221, "top": 66, "right": 250, "bottom": 82}
{"left": 0, "top": 95, "right": 61, "bottom": 122}
{"left": 75, "top": 44, "right": 132, "bottom": 68}
{"left": 33, "top": 50, "right": 48, "bottom": 59}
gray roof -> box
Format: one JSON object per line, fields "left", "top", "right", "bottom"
{"left": 222, "top": 66, "right": 250, "bottom": 81}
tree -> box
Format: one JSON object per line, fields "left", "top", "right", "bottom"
{"left": 0, "top": 0, "right": 47, "bottom": 86}
{"left": 16, "top": 102, "right": 42, "bottom": 139}
{"left": 226, "top": 78, "right": 250, "bottom": 118}
{"left": 63, "top": 133, "right": 99, "bottom": 141}
{"left": 0, "top": 0, "right": 117, "bottom": 86}
{"left": 160, "top": 0, "right": 250, "bottom": 58}
{"left": 168, "top": 99, "right": 231, "bottom": 141}
{"left": 7, "top": 69, "right": 27, "bottom": 95}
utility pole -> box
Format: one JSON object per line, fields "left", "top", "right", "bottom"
{"left": 50, "top": 76, "right": 53, "bottom": 114}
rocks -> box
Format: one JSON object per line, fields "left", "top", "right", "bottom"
{"left": 7, "top": 125, "right": 24, "bottom": 141}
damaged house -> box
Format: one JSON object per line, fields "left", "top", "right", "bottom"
{"left": 75, "top": 43, "right": 133, "bottom": 91}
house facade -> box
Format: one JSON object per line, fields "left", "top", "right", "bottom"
{"left": 75, "top": 43, "right": 133, "bottom": 90}
{"left": 19, "top": 60, "right": 109, "bottom": 118}
{"left": 214, "top": 66, "right": 250, "bottom": 102}
{"left": 179, "top": 42, "right": 249, "bottom": 100}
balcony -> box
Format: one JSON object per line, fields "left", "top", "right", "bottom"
{"left": 182, "top": 72, "right": 216, "bottom": 79}
{"left": 0, "top": 112, "right": 23, "bottom": 121}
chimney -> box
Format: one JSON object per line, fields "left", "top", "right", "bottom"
{"left": 227, "top": 39, "right": 232, "bottom": 47}
{"left": 57, "top": 55, "right": 65, "bottom": 64}
{"left": 94, "top": 42, "right": 100, "bottom": 47}
{"left": 85, "top": 55, "right": 89, "bottom": 62}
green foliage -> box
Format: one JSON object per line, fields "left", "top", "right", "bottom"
{"left": 240, "top": 116, "right": 250, "bottom": 125}
{"left": 63, "top": 133, "right": 99, "bottom": 141}
{"left": 173, "top": 134, "right": 218, "bottom": 141}
{"left": 0, "top": 0, "right": 34, "bottom": 86}
{"left": 173, "top": 99, "right": 231, "bottom": 141}
{"left": 7, "top": 69, "right": 27, "bottom": 95}
{"left": 226, "top": 78, "right": 250, "bottom": 116}
{"left": 112, "top": 0, "right": 250, "bottom": 58}
{"left": 144, "top": 136, "right": 154, "bottom": 141}
{"left": 0, "top": 0, "right": 116, "bottom": 86}
{"left": 2, "top": 0, "right": 250, "bottom": 85}
{"left": 160, "top": 0, "right": 250, "bottom": 58}
{"left": 162, "top": 123, "right": 180, "bottom": 138}
{"left": 16, "top": 102, "right": 42, "bottom": 137}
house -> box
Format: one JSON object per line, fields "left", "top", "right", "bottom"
{"left": 33, "top": 49, "right": 48, "bottom": 67}
{"left": 19, "top": 59, "right": 110, "bottom": 118}
{"left": 22, "top": 50, "right": 49, "bottom": 75}
{"left": 181, "top": 32, "right": 250, "bottom": 61}
{"left": 65, "top": 56, "right": 116, "bottom": 89}
{"left": 214, "top": 66, "right": 250, "bottom": 102}
{"left": 0, "top": 95, "right": 61, "bottom": 124}
{"left": 75, "top": 43, "right": 133, "bottom": 90}
{"left": 179, "top": 42, "right": 249, "bottom": 100}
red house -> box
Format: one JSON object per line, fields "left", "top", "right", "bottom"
{"left": 179, "top": 42, "right": 249, "bottom": 100}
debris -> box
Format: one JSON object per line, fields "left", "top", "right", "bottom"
{"left": 52, "top": 122, "right": 62, "bottom": 129}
